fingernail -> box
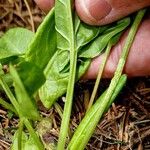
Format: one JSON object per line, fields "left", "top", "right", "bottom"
{"left": 85, "top": 0, "right": 112, "bottom": 21}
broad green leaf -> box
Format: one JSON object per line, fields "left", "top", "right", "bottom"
{"left": 76, "top": 17, "right": 109, "bottom": 50}
{"left": 17, "top": 61, "right": 46, "bottom": 95}
{"left": 55, "top": 1, "right": 74, "bottom": 51}
{"left": 56, "top": 50, "right": 70, "bottom": 73}
{"left": 0, "top": 28, "right": 34, "bottom": 60}
{"left": 39, "top": 52, "right": 90, "bottom": 108}
{"left": 26, "top": 8, "right": 56, "bottom": 70}
{"left": 39, "top": 10, "right": 129, "bottom": 110}
{"left": 79, "top": 18, "right": 130, "bottom": 58}
{"left": 39, "top": 52, "right": 69, "bottom": 108}
{"left": 9, "top": 65, "right": 40, "bottom": 120}
{"left": 57, "top": 16, "right": 109, "bottom": 72}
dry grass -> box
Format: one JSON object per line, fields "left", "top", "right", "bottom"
{"left": 0, "top": 0, "right": 150, "bottom": 150}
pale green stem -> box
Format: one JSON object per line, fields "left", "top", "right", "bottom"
{"left": 56, "top": 0, "right": 77, "bottom": 149}
{"left": 18, "top": 119, "right": 24, "bottom": 150}
{"left": 87, "top": 42, "right": 112, "bottom": 112}
{"left": 102, "top": 9, "right": 146, "bottom": 110}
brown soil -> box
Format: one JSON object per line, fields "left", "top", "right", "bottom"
{"left": 0, "top": 0, "right": 150, "bottom": 150}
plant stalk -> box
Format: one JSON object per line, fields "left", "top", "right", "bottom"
{"left": 101, "top": 9, "right": 146, "bottom": 112}
{"left": 56, "top": 0, "right": 77, "bottom": 149}
{"left": 18, "top": 119, "right": 24, "bottom": 150}
{"left": 87, "top": 42, "right": 112, "bottom": 112}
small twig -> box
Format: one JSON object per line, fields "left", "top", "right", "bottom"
{"left": 24, "top": 0, "right": 35, "bottom": 32}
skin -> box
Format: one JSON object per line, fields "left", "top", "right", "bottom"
{"left": 34, "top": 0, "right": 150, "bottom": 78}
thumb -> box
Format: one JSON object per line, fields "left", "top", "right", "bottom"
{"left": 75, "top": 0, "right": 150, "bottom": 25}
{"left": 83, "top": 16, "right": 150, "bottom": 78}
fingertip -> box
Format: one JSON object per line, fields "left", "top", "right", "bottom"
{"left": 75, "top": 0, "right": 150, "bottom": 26}
{"left": 34, "top": 0, "right": 54, "bottom": 12}
{"left": 75, "top": 0, "right": 111, "bottom": 25}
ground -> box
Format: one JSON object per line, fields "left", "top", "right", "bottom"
{"left": 0, "top": 0, "right": 150, "bottom": 150}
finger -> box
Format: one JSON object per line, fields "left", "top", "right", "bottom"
{"left": 34, "top": 0, "right": 54, "bottom": 12}
{"left": 75, "top": 0, "right": 150, "bottom": 25}
{"left": 83, "top": 15, "right": 150, "bottom": 79}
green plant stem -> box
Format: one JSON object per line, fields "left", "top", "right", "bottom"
{"left": 101, "top": 9, "right": 146, "bottom": 113}
{"left": 18, "top": 119, "right": 24, "bottom": 150}
{"left": 54, "top": 102, "right": 72, "bottom": 139}
{"left": 56, "top": 0, "right": 77, "bottom": 149}
{"left": 24, "top": 119, "right": 44, "bottom": 150}
{"left": 57, "top": 32, "right": 77, "bottom": 150}
{"left": 87, "top": 42, "right": 112, "bottom": 112}
{"left": 0, "top": 98, "right": 17, "bottom": 114}
{"left": 0, "top": 77, "right": 20, "bottom": 115}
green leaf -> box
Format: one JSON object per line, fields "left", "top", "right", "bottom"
{"left": 39, "top": 52, "right": 69, "bottom": 108}
{"left": 26, "top": 8, "right": 56, "bottom": 70}
{"left": 9, "top": 64, "right": 40, "bottom": 120}
{"left": 76, "top": 17, "right": 109, "bottom": 50}
{"left": 24, "top": 137, "right": 40, "bottom": 150}
{"left": 76, "top": 58, "right": 91, "bottom": 79}
{"left": 39, "top": 51, "right": 90, "bottom": 109}
{"left": 11, "top": 130, "right": 28, "bottom": 150}
{"left": 39, "top": 8, "right": 129, "bottom": 111}
{"left": 56, "top": 50, "right": 70, "bottom": 73}
{"left": 0, "top": 28, "right": 34, "bottom": 61}
{"left": 79, "top": 18, "right": 130, "bottom": 58}
{"left": 68, "top": 75, "right": 127, "bottom": 149}
{"left": 56, "top": 15, "right": 108, "bottom": 72}
{"left": 24, "top": 119, "right": 44, "bottom": 150}
{"left": 0, "top": 64, "right": 4, "bottom": 75}
{"left": 11, "top": 130, "right": 41, "bottom": 150}
{"left": 17, "top": 61, "right": 46, "bottom": 95}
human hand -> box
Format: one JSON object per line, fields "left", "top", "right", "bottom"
{"left": 34, "top": 0, "right": 150, "bottom": 78}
